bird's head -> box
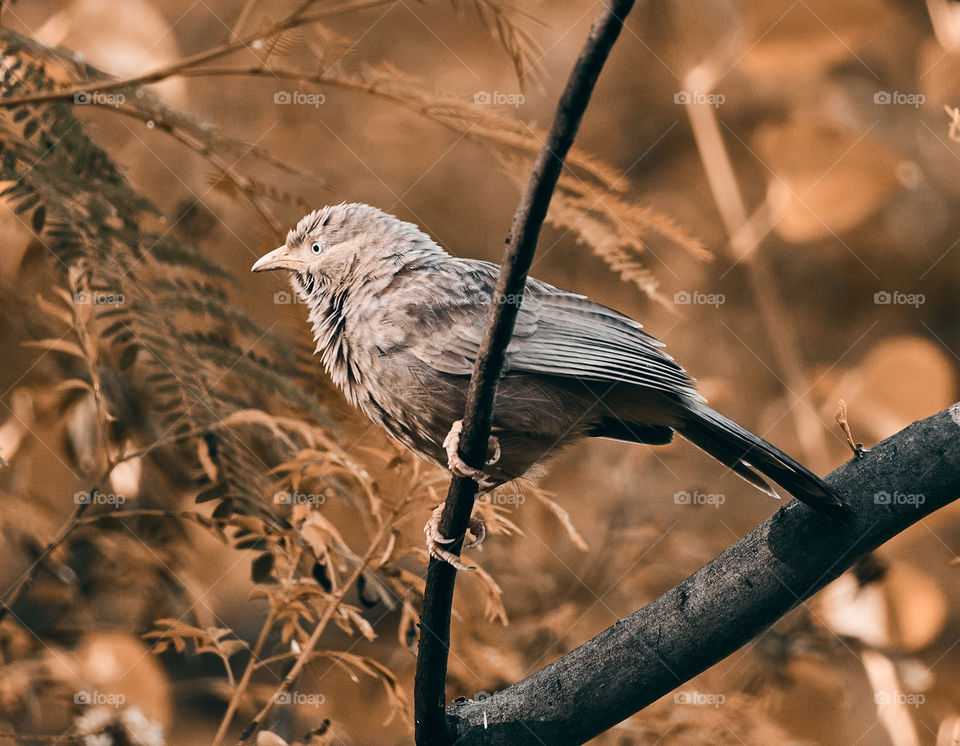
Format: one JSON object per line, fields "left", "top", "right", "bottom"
{"left": 251, "top": 202, "right": 444, "bottom": 286}
{"left": 252, "top": 203, "right": 447, "bottom": 398}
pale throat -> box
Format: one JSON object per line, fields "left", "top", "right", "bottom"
{"left": 291, "top": 269, "right": 362, "bottom": 405}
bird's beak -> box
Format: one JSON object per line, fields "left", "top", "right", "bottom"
{"left": 252, "top": 245, "right": 300, "bottom": 272}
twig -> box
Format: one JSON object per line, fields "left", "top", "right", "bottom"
{"left": 68, "top": 269, "right": 117, "bottom": 468}
{"left": 412, "top": 2, "right": 636, "bottom": 743}
{"left": 445, "top": 403, "right": 960, "bottom": 744}
{"left": 106, "top": 104, "right": 285, "bottom": 233}
{"left": 0, "top": 1, "right": 395, "bottom": 109}
{"left": 0, "top": 478, "right": 101, "bottom": 623}
{"left": 169, "top": 65, "right": 617, "bottom": 188}
{"left": 0, "top": 0, "right": 532, "bottom": 111}
{"left": 75, "top": 509, "right": 180, "bottom": 526}
{"left": 211, "top": 606, "right": 279, "bottom": 745}
{"left": 0, "top": 416, "right": 257, "bottom": 625}
{"left": 235, "top": 499, "right": 409, "bottom": 743}
{"left": 0, "top": 478, "right": 188, "bottom": 624}
{"left": 227, "top": 0, "right": 260, "bottom": 43}
{"left": 836, "top": 399, "right": 868, "bottom": 458}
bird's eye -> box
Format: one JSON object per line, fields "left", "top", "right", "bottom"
{"left": 311, "top": 241, "right": 322, "bottom": 254}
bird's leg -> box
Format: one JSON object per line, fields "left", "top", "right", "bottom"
{"left": 442, "top": 419, "right": 500, "bottom": 490}
{"left": 423, "top": 504, "right": 486, "bottom": 571}
{"left": 425, "top": 421, "right": 498, "bottom": 569}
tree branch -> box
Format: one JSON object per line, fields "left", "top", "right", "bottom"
{"left": 445, "top": 403, "right": 960, "bottom": 745}
{"left": 413, "top": 1, "right": 636, "bottom": 743}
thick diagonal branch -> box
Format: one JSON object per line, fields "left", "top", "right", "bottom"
{"left": 413, "top": 1, "right": 637, "bottom": 743}
{"left": 445, "top": 404, "right": 960, "bottom": 745}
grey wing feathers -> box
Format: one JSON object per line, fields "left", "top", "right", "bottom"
{"left": 407, "top": 260, "right": 701, "bottom": 400}
{"left": 509, "top": 290, "right": 700, "bottom": 398}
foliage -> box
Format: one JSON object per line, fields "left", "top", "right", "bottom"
{"left": 0, "top": 0, "right": 955, "bottom": 744}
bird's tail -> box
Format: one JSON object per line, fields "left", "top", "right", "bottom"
{"left": 676, "top": 404, "right": 849, "bottom": 522}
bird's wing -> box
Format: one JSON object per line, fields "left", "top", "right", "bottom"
{"left": 405, "top": 260, "right": 700, "bottom": 399}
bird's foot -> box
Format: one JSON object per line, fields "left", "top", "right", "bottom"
{"left": 443, "top": 419, "right": 500, "bottom": 490}
{"left": 423, "top": 504, "right": 486, "bottom": 571}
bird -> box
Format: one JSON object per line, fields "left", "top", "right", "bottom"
{"left": 253, "top": 203, "right": 848, "bottom": 568}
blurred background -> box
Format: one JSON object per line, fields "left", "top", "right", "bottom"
{"left": 0, "top": 0, "right": 958, "bottom": 743}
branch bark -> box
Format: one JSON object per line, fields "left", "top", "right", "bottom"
{"left": 445, "top": 403, "right": 960, "bottom": 745}
{"left": 413, "top": 1, "right": 636, "bottom": 743}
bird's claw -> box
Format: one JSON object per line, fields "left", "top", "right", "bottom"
{"left": 443, "top": 420, "right": 500, "bottom": 490}
{"left": 423, "top": 504, "right": 486, "bottom": 571}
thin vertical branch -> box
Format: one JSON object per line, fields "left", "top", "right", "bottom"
{"left": 211, "top": 606, "right": 278, "bottom": 745}
{"left": 413, "top": 2, "right": 637, "bottom": 743}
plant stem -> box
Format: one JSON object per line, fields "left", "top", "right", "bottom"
{"left": 212, "top": 606, "right": 279, "bottom": 746}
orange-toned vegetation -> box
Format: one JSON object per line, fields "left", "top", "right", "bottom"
{"left": 0, "top": 1, "right": 957, "bottom": 743}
